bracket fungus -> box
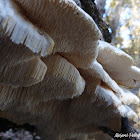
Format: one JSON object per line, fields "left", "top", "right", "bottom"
{"left": 12, "top": 0, "right": 102, "bottom": 68}
{"left": 97, "top": 41, "right": 140, "bottom": 88}
{"left": 0, "top": 0, "right": 54, "bottom": 57}
{"left": 0, "top": 0, "right": 54, "bottom": 86}
{"left": 0, "top": 0, "right": 140, "bottom": 140}
{"left": 0, "top": 57, "right": 47, "bottom": 87}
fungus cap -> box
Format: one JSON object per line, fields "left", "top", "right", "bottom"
{"left": 0, "top": 57, "right": 47, "bottom": 87}
{"left": 0, "top": 54, "right": 85, "bottom": 107}
{"left": 97, "top": 41, "right": 140, "bottom": 87}
{"left": 0, "top": 0, "right": 54, "bottom": 59}
{"left": 79, "top": 61, "right": 140, "bottom": 106}
{"left": 12, "top": 0, "right": 102, "bottom": 68}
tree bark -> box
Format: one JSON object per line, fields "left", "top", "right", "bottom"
{"left": 80, "top": 0, "right": 112, "bottom": 43}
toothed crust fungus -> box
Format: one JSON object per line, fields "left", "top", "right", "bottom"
{"left": 0, "top": 0, "right": 140, "bottom": 139}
